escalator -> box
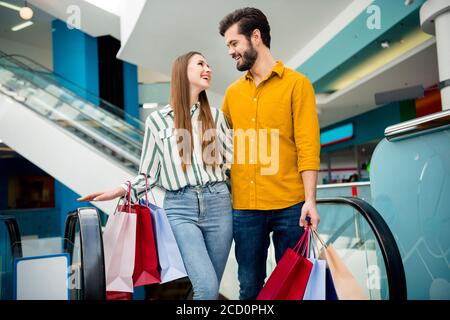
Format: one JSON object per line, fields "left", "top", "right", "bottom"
{"left": 0, "top": 51, "right": 165, "bottom": 213}
{"left": 219, "top": 195, "right": 407, "bottom": 300}
{"left": 0, "top": 208, "right": 105, "bottom": 300}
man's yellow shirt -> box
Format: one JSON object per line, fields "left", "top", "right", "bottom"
{"left": 221, "top": 61, "right": 320, "bottom": 210}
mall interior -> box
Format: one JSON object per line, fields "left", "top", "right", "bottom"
{"left": 0, "top": 0, "right": 449, "bottom": 300}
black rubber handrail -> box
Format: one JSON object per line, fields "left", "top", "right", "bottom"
{"left": 316, "top": 196, "right": 407, "bottom": 300}
{"left": 64, "top": 208, "right": 106, "bottom": 300}
{"left": 0, "top": 215, "right": 22, "bottom": 258}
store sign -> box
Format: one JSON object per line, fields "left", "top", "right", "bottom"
{"left": 320, "top": 123, "right": 354, "bottom": 147}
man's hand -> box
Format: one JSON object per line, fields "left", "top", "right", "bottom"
{"left": 299, "top": 200, "right": 320, "bottom": 231}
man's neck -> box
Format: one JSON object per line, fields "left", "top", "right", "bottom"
{"left": 249, "top": 49, "right": 277, "bottom": 86}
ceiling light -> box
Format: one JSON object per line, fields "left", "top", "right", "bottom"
{"left": 19, "top": 1, "right": 33, "bottom": 20}
{"left": 381, "top": 41, "right": 390, "bottom": 49}
{"left": 19, "top": 6, "right": 33, "bottom": 20}
{"left": 143, "top": 103, "right": 159, "bottom": 109}
{"left": 0, "top": 1, "right": 21, "bottom": 11}
{"left": 11, "top": 21, "right": 34, "bottom": 31}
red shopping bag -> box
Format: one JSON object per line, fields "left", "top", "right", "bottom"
{"left": 132, "top": 203, "right": 161, "bottom": 287}
{"left": 124, "top": 180, "right": 161, "bottom": 287}
{"left": 113, "top": 181, "right": 161, "bottom": 287}
{"left": 257, "top": 228, "right": 313, "bottom": 300}
{"left": 106, "top": 291, "right": 132, "bottom": 300}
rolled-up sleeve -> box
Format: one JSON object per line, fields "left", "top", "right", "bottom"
{"left": 292, "top": 77, "right": 321, "bottom": 173}
{"left": 217, "top": 111, "right": 233, "bottom": 166}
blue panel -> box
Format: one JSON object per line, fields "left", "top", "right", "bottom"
{"left": 370, "top": 129, "right": 450, "bottom": 299}
{"left": 297, "top": 0, "right": 426, "bottom": 84}
{"left": 52, "top": 19, "right": 99, "bottom": 101}
{"left": 320, "top": 123, "right": 354, "bottom": 146}
{"left": 123, "top": 62, "right": 139, "bottom": 124}
{"left": 52, "top": 19, "right": 99, "bottom": 236}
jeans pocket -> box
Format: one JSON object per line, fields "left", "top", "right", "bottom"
{"left": 214, "top": 184, "right": 230, "bottom": 198}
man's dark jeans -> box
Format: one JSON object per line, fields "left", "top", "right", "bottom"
{"left": 232, "top": 202, "right": 305, "bottom": 300}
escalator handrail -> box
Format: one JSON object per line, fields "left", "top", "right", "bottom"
{"left": 0, "top": 215, "right": 22, "bottom": 259}
{"left": 0, "top": 51, "right": 145, "bottom": 132}
{"left": 0, "top": 61, "right": 144, "bottom": 151}
{"left": 0, "top": 64, "right": 143, "bottom": 163}
{"left": 64, "top": 208, "right": 106, "bottom": 300}
{"left": 385, "top": 109, "right": 450, "bottom": 141}
{"left": 316, "top": 196, "right": 407, "bottom": 300}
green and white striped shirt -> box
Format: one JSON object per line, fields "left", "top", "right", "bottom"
{"left": 122, "top": 103, "right": 233, "bottom": 203}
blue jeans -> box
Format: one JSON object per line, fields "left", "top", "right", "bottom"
{"left": 233, "top": 202, "right": 305, "bottom": 300}
{"left": 163, "top": 182, "right": 233, "bottom": 300}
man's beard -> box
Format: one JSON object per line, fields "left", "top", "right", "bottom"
{"left": 236, "top": 44, "right": 258, "bottom": 71}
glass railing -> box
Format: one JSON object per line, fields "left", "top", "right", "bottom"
{"left": 1, "top": 52, "right": 145, "bottom": 135}
{"left": 0, "top": 59, "right": 140, "bottom": 171}
{"left": 0, "top": 208, "right": 105, "bottom": 300}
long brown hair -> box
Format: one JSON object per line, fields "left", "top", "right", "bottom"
{"left": 170, "top": 51, "right": 217, "bottom": 171}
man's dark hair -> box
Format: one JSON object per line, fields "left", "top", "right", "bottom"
{"left": 219, "top": 7, "right": 271, "bottom": 49}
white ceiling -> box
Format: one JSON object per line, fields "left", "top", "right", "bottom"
{"left": 0, "top": 0, "right": 441, "bottom": 128}
{"left": 117, "top": 0, "right": 355, "bottom": 95}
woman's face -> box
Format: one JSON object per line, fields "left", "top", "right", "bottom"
{"left": 187, "top": 54, "right": 212, "bottom": 92}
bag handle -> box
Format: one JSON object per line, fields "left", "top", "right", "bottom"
{"left": 293, "top": 227, "right": 310, "bottom": 257}
{"left": 126, "top": 181, "right": 131, "bottom": 212}
{"left": 301, "top": 227, "right": 311, "bottom": 257}
{"left": 312, "top": 229, "right": 327, "bottom": 249}
{"left": 141, "top": 173, "right": 150, "bottom": 206}
{"left": 140, "top": 173, "right": 157, "bottom": 206}
{"left": 309, "top": 230, "right": 320, "bottom": 259}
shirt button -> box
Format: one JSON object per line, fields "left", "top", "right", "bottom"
{"left": 251, "top": 118, "right": 255, "bottom": 122}
{"left": 253, "top": 98, "right": 257, "bottom": 102}
{"left": 250, "top": 180, "right": 254, "bottom": 184}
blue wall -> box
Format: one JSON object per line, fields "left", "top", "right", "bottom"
{"left": 52, "top": 19, "right": 99, "bottom": 100}
{"left": 123, "top": 62, "right": 139, "bottom": 124}
{"left": 52, "top": 19, "right": 100, "bottom": 235}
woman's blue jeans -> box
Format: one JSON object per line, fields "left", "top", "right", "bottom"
{"left": 163, "top": 182, "right": 233, "bottom": 300}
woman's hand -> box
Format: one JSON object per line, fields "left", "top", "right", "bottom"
{"left": 77, "top": 187, "right": 127, "bottom": 202}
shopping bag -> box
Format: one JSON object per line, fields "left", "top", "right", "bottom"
{"left": 325, "top": 268, "right": 338, "bottom": 300}
{"left": 140, "top": 190, "right": 188, "bottom": 284}
{"left": 102, "top": 185, "right": 137, "bottom": 293}
{"left": 257, "top": 227, "right": 313, "bottom": 300}
{"left": 303, "top": 230, "right": 326, "bottom": 300}
{"left": 105, "top": 291, "right": 132, "bottom": 300}
{"left": 314, "top": 229, "right": 368, "bottom": 300}
{"left": 131, "top": 187, "right": 161, "bottom": 287}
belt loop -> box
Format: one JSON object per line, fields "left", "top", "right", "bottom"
{"left": 207, "top": 183, "right": 215, "bottom": 194}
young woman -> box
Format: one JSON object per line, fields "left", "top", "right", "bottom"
{"left": 78, "top": 51, "right": 233, "bottom": 300}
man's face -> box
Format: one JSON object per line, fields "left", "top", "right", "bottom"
{"left": 224, "top": 23, "right": 258, "bottom": 71}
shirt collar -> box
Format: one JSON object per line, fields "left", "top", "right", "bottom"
{"left": 245, "top": 60, "right": 285, "bottom": 81}
{"left": 160, "top": 102, "right": 200, "bottom": 117}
